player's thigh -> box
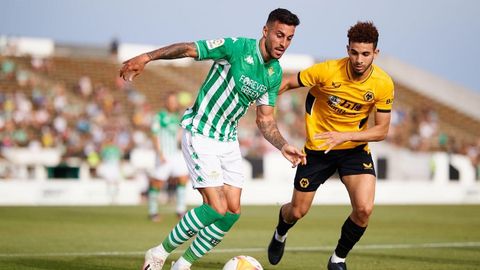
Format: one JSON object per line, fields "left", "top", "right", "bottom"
{"left": 181, "top": 131, "right": 223, "bottom": 189}
{"left": 342, "top": 174, "right": 376, "bottom": 211}
{"left": 337, "top": 144, "right": 376, "bottom": 210}
{"left": 219, "top": 140, "right": 245, "bottom": 189}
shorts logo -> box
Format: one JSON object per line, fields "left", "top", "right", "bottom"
{"left": 299, "top": 178, "right": 310, "bottom": 188}
{"left": 206, "top": 38, "right": 225, "bottom": 50}
{"left": 364, "top": 91, "right": 374, "bottom": 102}
{"left": 363, "top": 163, "right": 373, "bottom": 170}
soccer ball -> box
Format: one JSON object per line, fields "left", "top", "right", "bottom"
{"left": 222, "top": 255, "right": 263, "bottom": 270}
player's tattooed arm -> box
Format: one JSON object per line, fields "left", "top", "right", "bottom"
{"left": 257, "top": 116, "right": 287, "bottom": 150}
{"left": 146, "top": 42, "right": 198, "bottom": 60}
{"left": 256, "top": 105, "right": 286, "bottom": 150}
{"left": 119, "top": 42, "right": 197, "bottom": 81}
{"left": 256, "top": 105, "right": 306, "bottom": 167}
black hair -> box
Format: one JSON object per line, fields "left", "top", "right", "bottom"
{"left": 348, "top": 21, "right": 379, "bottom": 48}
{"left": 267, "top": 8, "right": 300, "bottom": 26}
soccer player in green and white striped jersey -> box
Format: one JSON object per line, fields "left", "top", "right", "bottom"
{"left": 148, "top": 92, "right": 189, "bottom": 222}
{"left": 120, "top": 8, "right": 305, "bottom": 270}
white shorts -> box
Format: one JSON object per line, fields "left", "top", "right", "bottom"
{"left": 181, "top": 130, "right": 244, "bottom": 189}
{"left": 149, "top": 152, "right": 189, "bottom": 181}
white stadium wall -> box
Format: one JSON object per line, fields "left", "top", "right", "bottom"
{"left": 0, "top": 142, "right": 478, "bottom": 206}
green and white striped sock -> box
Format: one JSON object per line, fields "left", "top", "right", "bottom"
{"left": 182, "top": 212, "right": 240, "bottom": 263}
{"left": 161, "top": 204, "right": 223, "bottom": 252}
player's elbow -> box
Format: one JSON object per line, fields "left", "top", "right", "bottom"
{"left": 375, "top": 128, "right": 389, "bottom": 141}
{"left": 255, "top": 117, "right": 266, "bottom": 128}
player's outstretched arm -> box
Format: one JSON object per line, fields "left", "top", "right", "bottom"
{"left": 256, "top": 105, "right": 306, "bottom": 167}
{"left": 315, "top": 111, "right": 391, "bottom": 153}
{"left": 279, "top": 73, "right": 301, "bottom": 95}
{"left": 119, "top": 42, "right": 198, "bottom": 81}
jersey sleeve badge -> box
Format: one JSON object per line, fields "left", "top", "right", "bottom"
{"left": 206, "top": 38, "right": 225, "bottom": 50}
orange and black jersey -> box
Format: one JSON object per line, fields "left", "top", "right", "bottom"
{"left": 297, "top": 57, "right": 394, "bottom": 151}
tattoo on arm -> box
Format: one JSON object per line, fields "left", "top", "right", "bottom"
{"left": 146, "top": 42, "right": 196, "bottom": 60}
{"left": 257, "top": 118, "right": 287, "bottom": 150}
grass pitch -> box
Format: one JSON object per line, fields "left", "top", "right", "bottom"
{"left": 0, "top": 205, "right": 479, "bottom": 270}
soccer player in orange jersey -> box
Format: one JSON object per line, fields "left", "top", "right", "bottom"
{"left": 267, "top": 21, "right": 394, "bottom": 270}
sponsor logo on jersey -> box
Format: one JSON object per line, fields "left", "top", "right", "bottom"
{"left": 299, "top": 178, "right": 310, "bottom": 188}
{"left": 327, "top": 95, "right": 363, "bottom": 115}
{"left": 239, "top": 75, "right": 267, "bottom": 99}
{"left": 329, "top": 95, "right": 341, "bottom": 106}
{"left": 206, "top": 38, "right": 225, "bottom": 50}
{"left": 364, "top": 91, "right": 374, "bottom": 102}
{"left": 244, "top": 55, "right": 254, "bottom": 65}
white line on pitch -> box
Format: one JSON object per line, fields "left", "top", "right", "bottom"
{"left": 0, "top": 242, "right": 479, "bottom": 258}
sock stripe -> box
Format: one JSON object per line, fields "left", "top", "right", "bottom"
{"left": 190, "top": 244, "right": 203, "bottom": 258}
{"left": 190, "top": 210, "right": 205, "bottom": 228}
{"left": 209, "top": 224, "right": 226, "bottom": 235}
{"left": 204, "top": 226, "right": 223, "bottom": 240}
{"left": 171, "top": 230, "right": 184, "bottom": 245}
{"left": 198, "top": 229, "right": 222, "bottom": 244}
{"left": 185, "top": 212, "right": 200, "bottom": 231}
{"left": 180, "top": 218, "right": 191, "bottom": 232}
{"left": 168, "top": 234, "right": 181, "bottom": 247}
{"left": 173, "top": 226, "right": 189, "bottom": 241}
{"left": 192, "top": 240, "right": 208, "bottom": 255}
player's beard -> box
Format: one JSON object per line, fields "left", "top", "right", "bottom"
{"left": 351, "top": 62, "right": 372, "bottom": 77}
{"left": 265, "top": 40, "right": 282, "bottom": 60}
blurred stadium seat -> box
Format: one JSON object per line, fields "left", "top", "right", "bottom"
{"left": 0, "top": 37, "right": 478, "bottom": 205}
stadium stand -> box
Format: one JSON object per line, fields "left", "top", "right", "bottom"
{"left": 0, "top": 39, "right": 478, "bottom": 205}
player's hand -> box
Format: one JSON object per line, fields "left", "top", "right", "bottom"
{"left": 281, "top": 144, "right": 307, "bottom": 168}
{"left": 119, "top": 53, "right": 150, "bottom": 81}
{"left": 314, "top": 131, "right": 352, "bottom": 154}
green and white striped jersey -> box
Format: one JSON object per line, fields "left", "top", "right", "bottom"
{"left": 152, "top": 110, "right": 181, "bottom": 156}
{"left": 181, "top": 37, "right": 283, "bottom": 141}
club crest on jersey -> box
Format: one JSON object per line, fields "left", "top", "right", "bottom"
{"left": 364, "top": 91, "right": 374, "bottom": 102}
{"left": 206, "top": 38, "right": 225, "bottom": 50}
{"left": 244, "top": 55, "right": 254, "bottom": 65}
{"left": 268, "top": 67, "right": 275, "bottom": 76}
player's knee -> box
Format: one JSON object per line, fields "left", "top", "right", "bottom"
{"left": 354, "top": 205, "right": 373, "bottom": 223}
{"left": 291, "top": 207, "right": 308, "bottom": 220}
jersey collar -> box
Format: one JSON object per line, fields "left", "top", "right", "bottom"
{"left": 256, "top": 39, "right": 265, "bottom": 65}
{"left": 346, "top": 59, "right": 374, "bottom": 84}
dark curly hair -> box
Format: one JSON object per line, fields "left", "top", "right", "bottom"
{"left": 267, "top": 8, "right": 300, "bottom": 26}
{"left": 348, "top": 21, "right": 379, "bottom": 48}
